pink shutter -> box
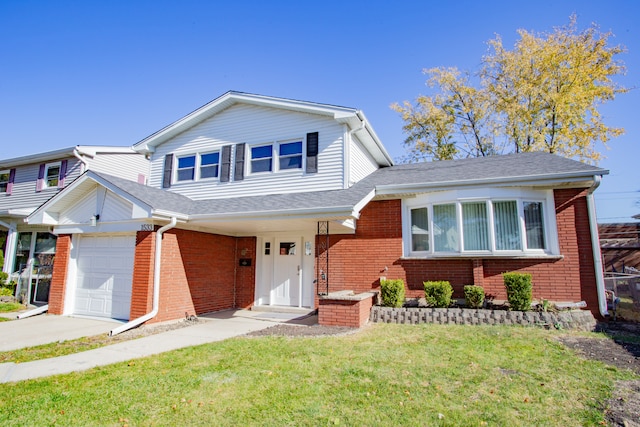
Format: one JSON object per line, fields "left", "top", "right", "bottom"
{"left": 36, "top": 163, "right": 45, "bottom": 192}
{"left": 58, "top": 160, "right": 68, "bottom": 188}
{"left": 6, "top": 168, "right": 16, "bottom": 195}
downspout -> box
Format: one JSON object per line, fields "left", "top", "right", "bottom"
{"left": 73, "top": 147, "right": 88, "bottom": 172}
{"left": 586, "top": 175, "right": 608, "bottom": 317}
{"left": 110, "top": 217, "right": 177, "bottom": 336}
{"left": 345, "top": 117, "right": 366, "bottom": 188}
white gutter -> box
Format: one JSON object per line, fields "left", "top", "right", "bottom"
{"left": 586, "top": 175, "right": 608, "bottom": 317}
{"left": 73, "top": 147, "right": 89, "bottom": 172}
{"left": 110, "top": 217, "right": 177, "bottom": 336}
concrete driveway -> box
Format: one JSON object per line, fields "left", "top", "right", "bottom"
{"left": 0, "top": 314, "right": 117, "bottom": 351}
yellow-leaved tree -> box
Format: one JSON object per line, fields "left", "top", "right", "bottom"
{"left": 393, "top": 15, "right": 627, "bottom": 163}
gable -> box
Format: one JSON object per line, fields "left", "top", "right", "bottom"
{"left": 59, "top": 185, "right": 137, "bottom": 225}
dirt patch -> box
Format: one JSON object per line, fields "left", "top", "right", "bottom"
{"left": 558, "top": 322, "right": 640, "bottom": 426}
{"left": 245, "top": 323, "right": 357, "bottom": 337}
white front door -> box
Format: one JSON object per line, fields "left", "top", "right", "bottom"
{"left": 271, "top": 237, "right": 302, "bottom": 306}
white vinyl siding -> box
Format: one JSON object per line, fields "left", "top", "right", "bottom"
{"left": 0, "top": 157, "right": 82, "bottom": 215}
{"left": 349, "top": 136, "right": 378, "bottom": 185}
{"left": 87, "top": 153, "right": 150, "bottom": 183}
{"left": 148, "top": 104, "right": 346, "bottom": 200}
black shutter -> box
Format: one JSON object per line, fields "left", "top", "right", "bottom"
{"left": 6, "top": 168, "right": 15, "bottom": 195}
{"left": 220, "top": 145, "right": 232, "bottom": 182}
{"left": 306, "top": 132, "right": 319, "bottom": 173}
{"left": 162, "top": 154, "right": 174, "bottom": 188}
{"left": 234, "top": 143, "right": 246, "bottom": 181}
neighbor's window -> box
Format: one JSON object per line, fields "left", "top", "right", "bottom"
{"left": 0, "top": 170, "right": 9, "bottom": 193}
{"left": 251, "top": 145, "right": 273, "bottom": 173}
{"left": 278, "top": 141, "right": 303, "bottom": 170}
{"left": 200, "top": 152, "right": 220, "bottom": 179}
{"left": 406, "top": 194, "right": 551, "bottom": 257}
{"left": 176, "top": 155, "right": 196, "bottom": 181}
{"left": 44, "top": 163, "right": 60, "bottom": 188}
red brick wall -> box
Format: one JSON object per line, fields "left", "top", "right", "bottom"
{"left": 150, "top": 229, "right": 238, "bottom": 323}
{"left": 318, "top": 297, "right": 373, "bottom": 327}
{"left": 129, "top": 231, "right": 155, "bottom": 320}
{"left": 48, "top": 234, "right": 72, "bottom": 315}
{"left": 321, "top": 191, "right": 600, "bottom": 314}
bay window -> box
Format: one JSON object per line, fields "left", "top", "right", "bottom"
{"left": 405, "top": 190, "right": 555, "bottom": 257}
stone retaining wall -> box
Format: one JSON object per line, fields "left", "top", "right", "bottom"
{"left": 370, "top": 306, "right": 597, "bottom": 331}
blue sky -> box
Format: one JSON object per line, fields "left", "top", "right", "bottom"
{"left": 0, "top": 0, "right": 638, "bottom": 222}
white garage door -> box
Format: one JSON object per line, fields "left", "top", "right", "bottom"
{"left": 74, "top": 234, "right": 136, "bottom": 320}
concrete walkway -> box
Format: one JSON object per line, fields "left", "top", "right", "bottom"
{"left": 0, "top": 310, "right": 316, "bottom": 383}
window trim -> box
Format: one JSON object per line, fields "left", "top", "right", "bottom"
{"left": 43, "top": 162, "right": 61, "bottom": 189}
{"left": 402, "top": 188, "right": 559, "bottom": 258}
{"left": 247, "top": 138, "right": 305, "bottom": 176}
{"left": 173, "top": 151, "right": 221, "bottom": 184}
{"left": 0, "top": 170, "right": 9, "bottom": 193}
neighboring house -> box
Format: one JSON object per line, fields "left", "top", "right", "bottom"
{"left": 599, "top": 222, "right": 640, "bottom": 272}
{"left": 0, "top": 146, "right": 149, "bottom": 304}
{"left": 25, "top": 91, "right": 610, "bottom": 328}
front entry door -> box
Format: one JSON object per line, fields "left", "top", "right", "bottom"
{"left": 271, "top": 237, "right": 302, "bottom": 306}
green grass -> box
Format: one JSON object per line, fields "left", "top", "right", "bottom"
{"left": 0, "top": 302, "right": 23, "bottom": 313}
{"left": 0, "top": 324, "right": 636, "bottom": 426}
{"left": 0, "top": 335, "right": 112, "bottom": 363}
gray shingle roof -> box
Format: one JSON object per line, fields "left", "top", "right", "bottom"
{"left": 94, "top": 152, "right": 607, "bottom": 218}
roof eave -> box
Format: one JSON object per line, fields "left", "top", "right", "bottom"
{"left": 374, "top": 171, "right": 608, "bottom": 196}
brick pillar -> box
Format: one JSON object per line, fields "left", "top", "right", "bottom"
{"left": 129, "top": 231, "right": 155, "bottom": 320}
{"left": 48, "top": 234, "right": 72, "bottom": 315}
{"left": 472, "top": 259, "right": 484, "bottom": 288}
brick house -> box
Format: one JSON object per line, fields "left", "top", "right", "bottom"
{"left": 25, "top": 92, "right": 610, "bottom": 330}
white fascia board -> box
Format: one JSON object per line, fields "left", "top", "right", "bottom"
{"left": 151, "top": 210, "right": 189, "bottom": 221}
{"left": 0, "top": 146, "right": 75, "bottom": 169}
{"left": 337, "top": 112, "right": 393, "bottom": 167}
{"left": 188, "top": 205, "right": 357, "bottom": 223}
{"left": 75, "top": 145, "right": 138, "bottom": 157}
{"left": 375, "top": 172, "right": 607, "bottom": 196}
{"left": 134, "top": 91, "right": 358, "bottom": 153}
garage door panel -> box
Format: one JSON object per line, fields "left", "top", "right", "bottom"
{"left": 73, "top": 234, "right": 135, "bottom": 320}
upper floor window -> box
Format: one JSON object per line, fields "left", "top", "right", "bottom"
{"left": 279, "top": 141, "right": 303, "bottom": 170}
{"left": 176, "top": 155, "right": 196, "bottom": 181}
{"left": 200, "top": 152, "right": 220, "bottom": 179}
{"left": 43, "top": 163, "right": 60, "bottom": 189}
{"left": 250, "top": 140, "right": 303, "bottom": 175}
{"left": 0, "top": 170, "right": 9, "bottom": 193}
{"left": 175, "top": 152, "right": 221, "bottom": 183}
{"left": 250, "top": 145, "right": 273, "bottom": 173}
{"left": 404, "top": 189, "right": 555, "bottom": 257}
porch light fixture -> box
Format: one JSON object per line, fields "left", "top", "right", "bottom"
{"left": 91, "top": 214, "right": 100, "bottom": 227}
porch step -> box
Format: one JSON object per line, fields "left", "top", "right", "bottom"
{"left": 251, "top": 305, "right": 317, "bottom": 315}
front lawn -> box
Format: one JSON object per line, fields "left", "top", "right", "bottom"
{"left": 0, "top": 302, "right": 23, "bottom": 313}
{"left": 0, "top": 324, "right": 635, "bottom": 426}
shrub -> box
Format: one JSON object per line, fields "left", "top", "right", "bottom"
{"left": 423, "top": 281, "right": 453, "bottom": 308}
{"left": 0, "top": 287, "right": 13, "bottom": 297}
{"left": 464, "top": 285, "right": 485, "bottom": 308}
{"left": 0, "top": 271, "right": 7, "bottom": 286}
{"left": 503, "top": 272, "right": 533, "bottom": 311}
{"left": 380, "top": 279, "right": 405, "bottom": 308}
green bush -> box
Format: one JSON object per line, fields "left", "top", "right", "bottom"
{"left": 0, "top": 287, "right": 13, "bottom": 297}
{"left": 464, "top": 285, "right": 485, "bottom": 308}
{"left": 423, "top": 281, "right": 453, "bottom": 308}
{"left": 503, "top": 272, "right": 533, "bottom": 311}
{"left": 0, "top": 271, "right": 7, "bottom": 286}
{"left": 380, "top": 279, "right": 405, "bottom": 308}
